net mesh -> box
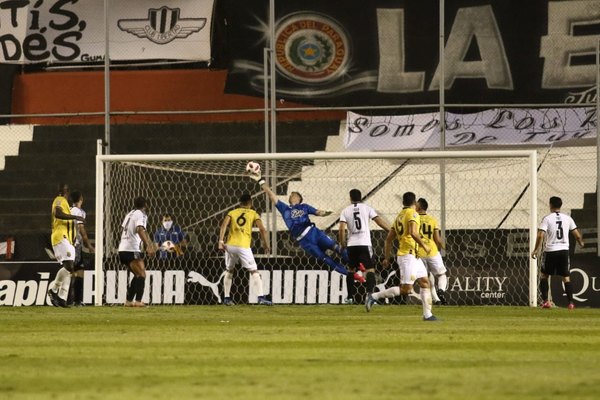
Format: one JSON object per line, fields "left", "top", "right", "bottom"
{"left": 99, "top": 153, "right": 535, "bottom": 306}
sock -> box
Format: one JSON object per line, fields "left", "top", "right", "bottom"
{"left": 250, "top": 272, "right": 264, "bottom": 297}
{"left": 365, "top": 271, "right": 376, "bottom": 295}
{"left": 372, "top": 286, "right": 400, "bottom": 300}
{"left": 420, "top": 287, "right": 433, "bottom": 319}
{"left": 346, "top": 272, "right": 355, "bottom": 299}
{"left": 73, "top": 276, "right": 84, "bottom": 304}
{"left": 564, "top": 281, "right": 574, "bottom": 303}
{"left": 438, "top": 274, "right": 448, "bottom": 291}
{"left": 430, "top": 274, "right": 440, "bottom": 302}
{"left": 50, "top": 267, "right": 71, "bottom": 292}
{"left": 126, "top": 276, "right": 136, "bottom": 302}
{"left": 539, "top": 278, "right": 549, "bottom": 302}
{"left": 134, "top": 276, "right": 146, "bottom": 302}
{"left": 427, "top": 273, "right": 440, "bottom": 301}
{"left": 58, "top": 274, "right": 71, "bottom": 301}
{"left": 224, "top": 271, "right": 233, "bottom": 298}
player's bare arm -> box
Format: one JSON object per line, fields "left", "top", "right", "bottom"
{"left": 255, "top": 219, "right": 270, "bottom": 254}
{"left": 373, "top": 216, "right": 391, "bottom": 232}
{"left": 531, "top": 230, "right": 544, "bottom": 259}
{"left": 260, "top": 182, "right": 279, "bottom": 204}
{"left": 409, "top": 220, "right": 430, "bottom": 254}
{"left": 572, "top": 228, "right": 585, "bottom": 248}
{"left": 433, "top": 229, "right": 445, "bottom": 251}
{"left": 54, "top": 206, "right": 85, "bottom": 222}
{"left": 218, "top": 215, "right": 231, "bottom": 251}
{"left": 137, "top": 226, "right": 156, "bottom": 256}
{"left": 382, "top": 228, "right": 396, "bottom": 268}
{"left": 78, "top": 224, "right": 95, "bottom": 253}
{"left": 315, "top": 209, "right": 332, "bottom": 217}
{"left": 338, "top": 221, "right": 347, "bottom": 248}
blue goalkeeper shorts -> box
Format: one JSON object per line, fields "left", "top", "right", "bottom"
{"left": 298, "top": 227, "right": 337, "bottom": 260}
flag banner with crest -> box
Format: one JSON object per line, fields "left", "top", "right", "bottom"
{"left": 223, "top": 0, "right": 600, "bottom": 106}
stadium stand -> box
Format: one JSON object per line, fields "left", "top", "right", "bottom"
{"left": 263, "top": 125, "right": 598, "bottom": 233}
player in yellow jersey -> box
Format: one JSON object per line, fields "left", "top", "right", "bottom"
{"left": 366, "top": 192, "right": 437, "bottom": 321}
{"left": 47, "top": 183, "right": 85, "bottom": 308}
{"left": 218, "top": 193, "right": 272, "bottom": 305}
{"left": 417, "top": 198, "right": 449, "bottom": 305}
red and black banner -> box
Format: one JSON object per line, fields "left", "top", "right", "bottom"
{"left": 0, "top": 65, "right": 17, "bottom": 124}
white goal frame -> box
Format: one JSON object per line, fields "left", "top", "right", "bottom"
{"left": 95, "top": 150, "right": 539, "bottom": 307}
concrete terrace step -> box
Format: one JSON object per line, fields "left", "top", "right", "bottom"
{"left": 0, "top": 182, "right": 94, "bottom": 197}
{"left": 0, "top": 198, "right": 96, "bottom": 214}
{"left": 19, "top": 140, "right": 99, "bottom": 154}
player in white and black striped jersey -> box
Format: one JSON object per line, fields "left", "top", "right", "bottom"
{"left": 69, "top": 190, "right": 95, "bottom": 306}
{"left": 339, "top": 189, "right": 390, "bottom": 304}
{"left": 531, "top": 196, "right": 584, "bottom": 309}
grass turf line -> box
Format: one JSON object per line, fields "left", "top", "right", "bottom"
{"left": 1, "top": 305, "right": 599, "bottom": 400}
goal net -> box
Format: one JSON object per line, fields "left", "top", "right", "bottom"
{"left": 94, "top": 151, "right": 538, "bottom": 306}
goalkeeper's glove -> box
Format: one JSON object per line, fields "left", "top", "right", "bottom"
{"left": 248, "top": 172, "right": 265, "bottom": 185}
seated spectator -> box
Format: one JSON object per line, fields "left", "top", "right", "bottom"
{"left": 154, "top": 213, "right": 188, "bottom": 258}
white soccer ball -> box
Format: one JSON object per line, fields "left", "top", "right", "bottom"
{"left": 161, "top": 240, "right": 175, "bottom": 252}
{"left": 245, "top": 161, "right": 261, "bottom": 174}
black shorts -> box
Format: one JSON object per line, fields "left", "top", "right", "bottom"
{"left": 73, "top": 244, "right": 85, "bottom": 271}
{"left": 119, "top": 251, "right": 143, "bottom": 267}
{"left": 541, "top": 250, "right": 570, "bottom": 277}
{"left": 347, "top": 246, "right": 374, "bottom": 270}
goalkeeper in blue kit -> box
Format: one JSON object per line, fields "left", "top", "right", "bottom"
{"left": 248, "top": 170, "right": 364, "bottom": 282}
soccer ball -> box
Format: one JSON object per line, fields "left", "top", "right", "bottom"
{"left": 245, "top": 161, "right": 261, "bottom": 174}
{"left": 161, "top": 240, "right": 175, "bottom": 252}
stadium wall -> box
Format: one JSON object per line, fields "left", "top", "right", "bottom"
{"left": 1, "top": 252, "right": 598, "bottom": 307}
{"left": 10, "top": 69, "right": 344, "bottom": 125}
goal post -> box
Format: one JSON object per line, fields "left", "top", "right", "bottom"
{"left": 94, "top": 150, "right": 538, "bottom": 307}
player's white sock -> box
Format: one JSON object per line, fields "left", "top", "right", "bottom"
{"left": 420, "top": 287, "right": 433, "bottom": 319}
{"left": 223, "top": 271, "right": 233, "bottom": 297}
{"left": 58, "top": 275, "right": 71, "bottom": 301}
{"left": 250, "top": 272, "right": 264, "bottom": 297}
{"left": 438, "top": 274, "right": 448, "bottom": 291}
{"left": 429, "top": 273, "right": 440, "bottom": 302}
{"left": 372, "top": 286, "right": 400, "bottom": 300}
{"left": 49, "top": 267, "right": 70, "bottom": 292}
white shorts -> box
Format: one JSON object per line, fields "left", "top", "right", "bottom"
{"left": 225, "top": 245, "right": 257, "bottom": 272}
{"left": 397, "top": 254, "right": 428, "bottom": 285}
{"left": 421, "top": 253, "right": 447, "bottom": 276}
{"left": 52, "top": 239, "right": 75, "bottom": 265}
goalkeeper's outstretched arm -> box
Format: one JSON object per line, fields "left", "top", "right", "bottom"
{"left": 247, "top": 171, "right": 277, "bottom": 203}
{"left": 259, "top": 181, "right": 278, "bottom": 205}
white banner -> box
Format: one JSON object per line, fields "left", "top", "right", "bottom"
{"left": 0, "top": 0, "right": 214, "bottom": 64}
{"left": 345, "top": 108, "right": 597, "bottom": 150}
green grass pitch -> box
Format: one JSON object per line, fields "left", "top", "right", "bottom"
{"left": 1, "top": 305, "right": 599, "bottom": 400}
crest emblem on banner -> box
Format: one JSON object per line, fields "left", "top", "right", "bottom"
{"left": 118, "top": 6, "right": 206, "bottom": 45}
{"left": 275, "top": 13, "right": 351, "bottom": 84}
